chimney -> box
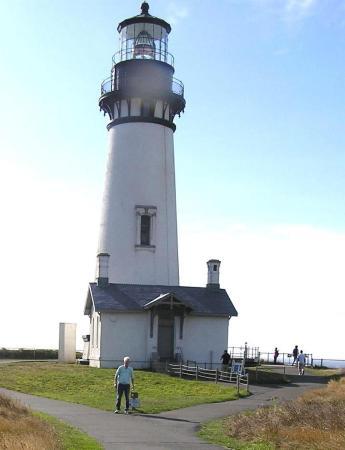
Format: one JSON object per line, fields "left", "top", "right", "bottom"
{"left": 96, "top": 253, "right": 110, "bottom": 287}
{"left": 206, "top": 259, "right": 221, "bottom": 289}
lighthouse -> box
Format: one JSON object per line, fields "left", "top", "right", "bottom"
{"left": 84, "top": 4, "right": 237, "bottom": 368}
{"left": 96, "top": 2, "right": 185, "bottom": 286}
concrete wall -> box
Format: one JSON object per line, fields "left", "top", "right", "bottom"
{"left": 97, "top": 122, "right": 179, "bottom": 286}
{"left": 58, "top": 323, "right": 77, "bottom": 363}
{"left": 181, "top": 316, "right": 229, "bottom": 365}
{"left": 91, "top": 312, "right": 150, "bottom": 369}
{"left": 91, "top": 312, "right": 229, "bottom": 368}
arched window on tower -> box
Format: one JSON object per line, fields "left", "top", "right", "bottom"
{"left": 133, "top": 30, "right": 155, "bottom": 59}
{"left": 135, "top": 205, "right": 157, "bottom": 249}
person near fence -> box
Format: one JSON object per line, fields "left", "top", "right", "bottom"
{"left": 114, "top": 356, "right": 135, "bottom": 414}
{"left": 220, "top": 349, "right": 231, "bottom": 372}
{"left": 292, "top": 345, "right": 299, "bottom": 365}
{"left": 274, "top": 347, "right": 279, "bottom": 364}
{"left": 297, "top": 350, "right": 306, "bottom": 375}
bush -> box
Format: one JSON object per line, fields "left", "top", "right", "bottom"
{"left": 0, "top": 348, "right": 58, "bottom": 359}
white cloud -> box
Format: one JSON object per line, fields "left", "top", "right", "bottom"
{"left": 166, "top": 2, "right": 189, "bottom": 25}
{"left": 0, "top": 159, "right": 100, "bottom": 350}
{"left": 285, "top": 0, "right": 316, "bottom": 20}
{"left": 250, "top": 0, "right": 317, "bottom": 23}
{"left": 1, "top": 159, "right": 344, "bottom": 360}
{"left": 179, "top": 220, "right": 345, "bottom": 359}
{"left": 286, "top": 0, "right": 315, "bottom": 11}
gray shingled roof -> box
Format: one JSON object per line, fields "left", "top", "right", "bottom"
{"left": 84, "top": 283, "right": 238, "bottom": 317}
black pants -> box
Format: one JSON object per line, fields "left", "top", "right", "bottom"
{"left": 116, "top": 383, "right": 130, "bottom": 410}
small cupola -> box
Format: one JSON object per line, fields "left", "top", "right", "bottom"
{"left": 207, "top": 259, "right": 221, "bottom": 289}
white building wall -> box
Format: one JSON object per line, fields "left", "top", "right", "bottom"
{"left": 98, "top": 122, "right": 179, "bottom": 286}
{"left": 182, "top": 316, "right": 229, "bottom": 366}
{"left": 92, "top": 312, "right": 149, "bottom": 369}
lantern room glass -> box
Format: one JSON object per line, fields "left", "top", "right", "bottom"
{"left": 119, "top": 23, "right": 169, "bottom": 63}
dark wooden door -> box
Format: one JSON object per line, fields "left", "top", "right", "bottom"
{"left": 158, "top": 313, "right": 174, "bottom": 360}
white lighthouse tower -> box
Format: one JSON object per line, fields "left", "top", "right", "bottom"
{"left": 84, "top": 3, "right": 238, "bottom": 368}
{"left": 97, "top": 2, "right": 185, "bottom": 286}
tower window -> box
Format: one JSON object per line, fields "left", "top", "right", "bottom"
{"left": 135, "top": 205, "right": 157, "bottom": 250}
{"left": 140, "top": 215, "right": 151, "bottom": 245}
{"left": 213, "top": 265, "right": 217, "bottom": 271}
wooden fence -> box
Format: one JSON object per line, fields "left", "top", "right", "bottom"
{"left": 167, "top": 362, "right": 249, "bottom": 394}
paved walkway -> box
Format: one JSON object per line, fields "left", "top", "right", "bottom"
{"left": 0, "top": 372, "right": 327, "bottom": 450}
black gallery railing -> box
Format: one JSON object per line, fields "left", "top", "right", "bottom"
{"left": 100, "top": 75, "right": 184, "bottom": 97}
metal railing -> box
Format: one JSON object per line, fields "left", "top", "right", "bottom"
{"left": 112, "top": 48, "right": 174, "bottom": 66}
{"left": 260, "top": 352, "right": 313, "bottom": 366}
{"left": 167, "top": 362, "right": 249, "bottom": 393}
{"left": 228, "top": 345, "right": 260, "bottom": 361}
{"left": 100, "top": 75, "right": 184, "bottom": 97}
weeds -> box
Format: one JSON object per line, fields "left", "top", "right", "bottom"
{"left": 0, "top": 392, "right": 61, "bottom": 449}
{"left": 224, "top": 377, "right": 345, "bottom": 449}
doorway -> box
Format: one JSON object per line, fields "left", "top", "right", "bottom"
{"left": 157, "top": 311, "right": 174, "bottom": 361}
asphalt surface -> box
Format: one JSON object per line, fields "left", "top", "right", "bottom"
{"left": 0, "top": 368, "right": 327, "bottom": 450}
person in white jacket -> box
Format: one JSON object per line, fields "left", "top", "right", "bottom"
{"left": 297, "top": 350, "right": 306, "bottom": 375}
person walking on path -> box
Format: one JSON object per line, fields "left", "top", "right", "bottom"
{"left": 114, "top": 356, "right": 134, "bottom": 414}
{"left": 297, "top": 350, "right": 306, "bottom": 375}
{"left": 292, "top": 345, "right": 299, "bottom": 366}
{"left": 273, "top": 347, "right": 279, "bottom": 364}
{"left": 220, "top": 349, "right": 231, "bottom": 372}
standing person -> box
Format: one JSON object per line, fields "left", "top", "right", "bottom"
{"left": 220, "top": 349, "right": 231, "bottom": 372}
{"left": 273, "top": 347, "right": 279, "bottom": 364}
{"left": 114, "top": 356, "right": 134, "bottom": 414}
{"left": 297, "top": 350, "right": 306, "bottom": 375}
{"left": 292, "top": 345, "right": 299, "bottom": 365}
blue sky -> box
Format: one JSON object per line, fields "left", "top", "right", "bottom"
{"left": 1, "top": 0, "right": 344, "bottom": 358}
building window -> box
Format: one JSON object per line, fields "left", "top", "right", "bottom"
{"left": 135, "top": 205, "right": 157, "bottom": 249}
{"left": 91, "top": 317, "right": 94, "bottom": 347}
{"left": 95, "top": 316, "right": 99, "bottom": 348}
{"left": 140, "top": 215, "right": 151, "bottom": 245}
{"left": 213, "top": 265, "right": 217, "bottom": 271}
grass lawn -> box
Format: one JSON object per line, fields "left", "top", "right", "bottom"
{"left": 0, "top": 362, "right": 248, "bottom": 414}
{"left": 37, "top": 412, "right": 103, "bottom": 449}
{"left": 305, "top": 367, "right": 342, "bottom": 377}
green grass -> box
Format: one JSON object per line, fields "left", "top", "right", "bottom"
{"left": 305, "top": 367, "right": 341, "bottom": 377}
{"left": 198, "top": 418, "right": 273, "bottom": 450}
{"left": 36, "top": 412, "right": 103, "bottom": 449}
{"left": 0, "top": 362, "right": 248, "bottom": 414}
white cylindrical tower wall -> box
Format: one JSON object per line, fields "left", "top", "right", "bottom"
{"left": 98, "top": 121, "right": 179, "bottom": 285}
{"left": 207, "top": 259, "right": 221, "bottom": 288}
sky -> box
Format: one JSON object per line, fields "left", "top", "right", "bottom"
{"left": 0, "top": 0, "right": 344, "bottom": 359}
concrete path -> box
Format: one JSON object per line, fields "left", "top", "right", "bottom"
{"left": 0, "top": 373, "right": 327, "bottom": 450}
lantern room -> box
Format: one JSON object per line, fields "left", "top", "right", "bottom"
{"left": 116, "top": 2, "right": 172, "bottom": 65}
